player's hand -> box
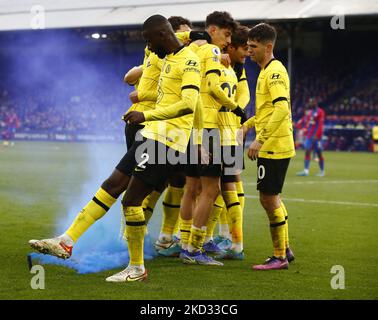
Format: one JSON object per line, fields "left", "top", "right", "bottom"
{"left": 221, "top": 54, "right": 231, "bottom": 68}
{"left": 247, "top": 140, "right": 262, "bottom": 161}
{"left": 122, "top": 111, "right": 145, "bottom": 124}
{"left": 129, "top": 91, "right": 139, "bottom": 104}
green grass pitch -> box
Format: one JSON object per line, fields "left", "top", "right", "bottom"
{"left": 0, "top": 141, "right": 377, "bottom": 300}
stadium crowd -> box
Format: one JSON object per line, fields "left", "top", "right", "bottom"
{"left": 0, "top": 48, "right": 376, "bottom": 151}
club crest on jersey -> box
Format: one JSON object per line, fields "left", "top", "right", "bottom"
{"left": 165, "top": 64, "right": 171, "bottom": 73}
{"left": 271, "top": 73, "right": 280, "bottom": 79}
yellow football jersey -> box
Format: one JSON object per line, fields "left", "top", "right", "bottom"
{"left": 255, "top": 59, "right": 295, "bottom": 159}
{"left": 129, "top": 52, "right": 162, "bottom": 114}
{"left": 175, "top": 31, "right": 191, "bottom": 44}
{"left": 129, "top": 33, "right": 191, "bottom": 114}
{"left": 141, "top": 46, "right": 201, "bottom": 153}
{"left": 217, "top": 65, "right": 239, "bottom": 146}
{"left": 235, "top": 68, "right": 250, "bottom": 109}
{"left": 196, "top": 44, "right": 223, "bottom": 129}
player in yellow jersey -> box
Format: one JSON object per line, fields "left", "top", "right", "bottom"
{"left": 28, "top": 52, "right": 162, "bottom": 262}
{"left": 179, "top": 12, "right": 247, "bottom": 266}
{"left": 124, "top": 52, "right": 161, "bottom": 149}
{"left": 105, "top": 14, "right": 201, "bottom": 282}
{"left": 153, "top": 16, "right": 194, "bottom": 251}
{"left": 215, "top": 27, "right": 250, "bottom": 251}
{"left": 28, "top": 17, "right": 204, "bottom": 268}
{"left": 121, "top": 17, "right": 211, "bottom": 252}
{"left": 200, "top": 26, "right": 250, "bottom": 259}
{"left": 243, "top": 23, "right": 295, "bottom": 270}
{"left": 28, "top": 59, "right": 159, "bottom": 262}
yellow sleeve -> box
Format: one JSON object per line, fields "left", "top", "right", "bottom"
{"left": 255, "top": 70, "right": 290, "bottom": 143}
{"left": 266, "top": 70, "right": 289, "bottom": 104}
{"left": 143, "top": 89, "right": 198, "bottom": 121}
{"left": 142, "top": 46, "right": 151, "bottom": 67}
{"left": 204, "top": 46, "right": 238, "bottom": 110}
{"left": 138, "top": 89, "right": 157, "bottom": 102}
{"left": 256, "top": 100, "right": 290, "bottom": 143}
{"left": 143, "top": 57, "right": 201, "bottom": 121}
{"left": 137, "top": 54, "right": 161, "bottom": 102}
{"left": 192, "top": 99, "right": 203, "bottom": 145}
{"left": 176, "top": 31, "right": 191, "bottom": 43}
{"left": 244, "top": 116, "right": 255, "bottom": 129}
{"left": 207, "top": 72, "right": 238, "bottom": 110}
{"left": 235, "top": 69, "right": 250, "bottom": 109}
{"left": 204, "top": 45, "right": 222, "bottom": 75}
{"left": 193, "top": 98, "right": 203, "bottom": 130}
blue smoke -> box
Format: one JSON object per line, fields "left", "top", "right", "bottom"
{"left": 31, "top": 143, "right": 158, "bottom": 274}
{"left": 12, "top": 29, "right": 157, "bottom": 274}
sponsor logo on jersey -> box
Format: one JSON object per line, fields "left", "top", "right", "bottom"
{"left": 271, "top": 73, "right": 280, "bottom": 79}
{"left": 186, "top": 60, "right": 198, "bottom": 67}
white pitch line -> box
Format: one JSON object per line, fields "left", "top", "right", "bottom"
{"left": 244, "top": 180, "right": 378, "bottom": 186}
{"left": 244, "top": 195, "right": 378, "bottom": 207}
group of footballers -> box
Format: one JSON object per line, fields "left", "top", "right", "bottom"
{"left": 29, "top": 11, "right": 296, "bottom": 282}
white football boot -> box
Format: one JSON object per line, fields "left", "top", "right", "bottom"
{"left": 29, "top": 237, "right": 72, "bottom": 259}
{"left": 106, "top": 265, "right": 147, "bottom": 282}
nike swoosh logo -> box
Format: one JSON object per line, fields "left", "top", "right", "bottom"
{"left": 126, "top": 273, "right": 146, "bottom": 281}
{"left": 59, "top": 242, "right": 73, "bottom": 255}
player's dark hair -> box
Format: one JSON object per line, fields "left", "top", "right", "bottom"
{"left": 248, "top": 23, "right": 277, "bottom": 44}
{"left": 168, "top": 16, "right": 193, "bottom": 32}
{"left": 231, "top": 25, "right": 249, "bottom": 48}
{"left": 143, "top": 14, "right": 169, "bottom": 31}
{"left": 205, "top": 11, "right": 237, "bottom": 32}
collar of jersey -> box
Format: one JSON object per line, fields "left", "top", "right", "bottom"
{"left": 170, "top": 45, "right": 185, "bottom": 56}
{"left": 264, "top": 58, "right": 276, "bottom": 70}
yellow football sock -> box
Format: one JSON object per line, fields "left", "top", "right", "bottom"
{"left": 188, "top": 226, "right": 207, "bottom": 252}
{"left": 124, "top": 206, "right": 146, "bottom": 266}
{"left": 161, "top": 186, "right": 183, "bottom": 236}
{"left": 66, "top": 188, "right": 116, "bottom": 242}
{"left": 219, "top": 204, "right": 228, "bottom": 225}
{"left": 179, "top": 218, "right": 192, "bottom": 249}
{"left": 267, "top": 207, "right": 286, "bottom": 259}
{"left": 173, "top": 216, "right": 180, "bottom": 236}
{"left": 205, "top": 195, "right": 224, "bottom": 240}
{"left": 281, "top": 201, "right": 290, "bottom": 248}
{"left": 141, "top": 191, "right": 161, "bottom": 224}
{"left": 223, "top": 190, "right": 243, "bottom": 247}
{"left": 235, "top": 181, "right": 245, "bottom": 212}
{"left": 218, "top": 206, "right": 230, "bottom": 238}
